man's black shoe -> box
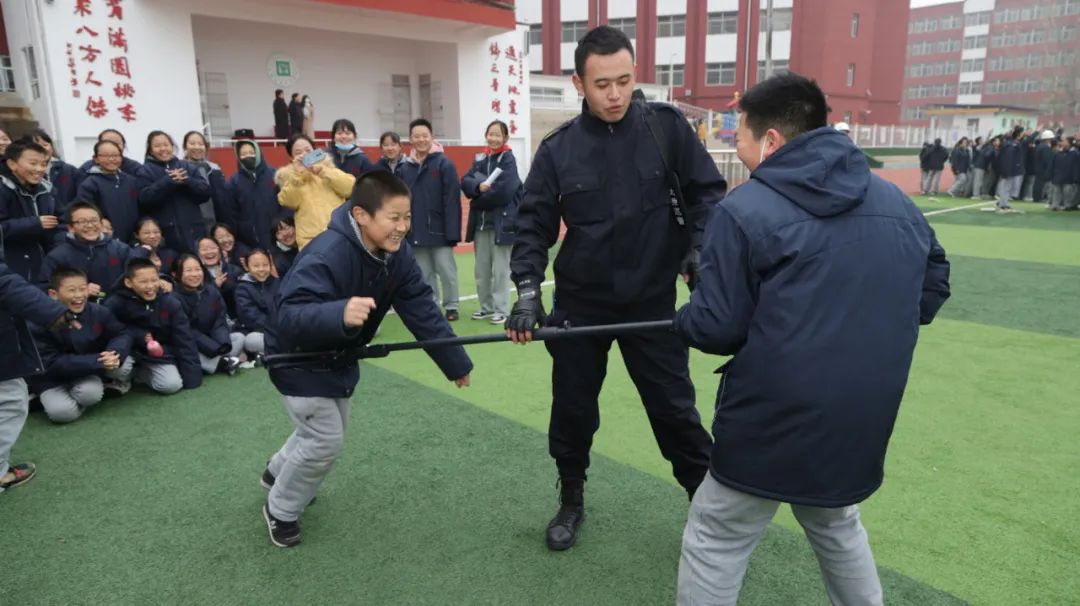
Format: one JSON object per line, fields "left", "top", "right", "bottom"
{"left": 545, "top": 478, "right": 585, "bottom": 551}
{"left": 262, "top": 504, "right": 301, "bottom": 548}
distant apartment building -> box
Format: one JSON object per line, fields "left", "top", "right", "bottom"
{"left": 517, "top": 0, "right": 909, "bottom": 125}
{"left": 901, "top": 0, "right": 1080, "bottom": 127}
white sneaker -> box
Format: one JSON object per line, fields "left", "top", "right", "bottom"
{"left": 489, "top": 313, "right": 507, "bottom": 325}
{"left": 471, "top": 311, "right": 494, "bottom": 320}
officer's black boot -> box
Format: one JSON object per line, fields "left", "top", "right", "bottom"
{"left": 545, "top": 478, "right": 585, "bottom": 551}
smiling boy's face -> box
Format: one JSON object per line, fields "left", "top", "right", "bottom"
{"left": 125, "top": 267, "right": 160, "bottom": 301}
{"left": 50, "top": 276, "right": 89, "bottom": 313}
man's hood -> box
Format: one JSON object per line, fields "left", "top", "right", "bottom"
{"left": 751, "top": 127, "right": 870, "bottom": 218}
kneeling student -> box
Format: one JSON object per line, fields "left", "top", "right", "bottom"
{"left": 172, "top": 254, "right": 243, "bottom": 376}
{"left": 31, "top": 268, "right": 134, "bottom": 423}
{"left": 234, "top": 248, "right": 278, "bottom": 360}
{"left": 261, "top": 171, "right": 473, "bottom": 548}
{"left": 105, "top": 258, "right": 202, "bottom": 394}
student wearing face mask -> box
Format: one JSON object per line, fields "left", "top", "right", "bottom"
{"left": 230, "top": 140, "right": 285, "bottom": 251}
{"left": 182, "top": 131, "right": 233, "bottom": 231}
{"left": 327, "top": 119, "right": 374, "bottom": 179}
{"left": 76, "top": 140, "right": 141, "bottom": 243}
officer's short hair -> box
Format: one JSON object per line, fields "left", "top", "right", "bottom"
{"left": 350, "top": 170, "right": 411, "bottom": 216}
{"left": 574, "top": 25, "right": 635, "bottom": 78}
{"left": 738, "top": 72, "right": 828, "bottom": 142}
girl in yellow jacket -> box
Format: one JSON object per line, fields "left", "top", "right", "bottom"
{"left": 275, "top": 134, "right": 356, "bottom": 248}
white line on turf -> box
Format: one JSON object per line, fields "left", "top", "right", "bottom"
{"left": 923, "top": 200, "right": 994, "bottom": 216}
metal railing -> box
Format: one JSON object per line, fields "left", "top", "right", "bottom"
{"left": 850, "top": 124, "right": 984, "bottom": 148}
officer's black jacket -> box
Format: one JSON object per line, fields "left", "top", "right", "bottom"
{"left": 511, "top": 98, "right": 727, "bottom": 312}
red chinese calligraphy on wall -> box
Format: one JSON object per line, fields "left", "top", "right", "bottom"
{"left": 67, "top": 0, "right": 137, "bottom": 120}
{"left": 75, "top": 0, "right": 92, "bottom": 17}
{"left": 106, "top": 0, "right": 124, "bottom": 20}
{"left": 86, "top": 96, "right": 108, "bottom": 118}
{"left": 108, "top": 27, "right": 128, "bottom": 52}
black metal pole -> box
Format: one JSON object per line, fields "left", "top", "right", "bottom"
{"left": 263, "top": 320, "right": 674, "bottom": 368}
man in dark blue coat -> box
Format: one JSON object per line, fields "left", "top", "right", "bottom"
{"left": 262, "top": 172, "right": 472, "bottom": 548}
{"left": 674, "top": 73, "right": 950, "bottom": 606}
{"left": 229, "top": 140, "right": 286, "bottom": 251}
{"left": 506, "top": 26, "right": 725, "bottom": 551}
{"left": 0, "top": 139, "right": 63, "bottom": 283}
{"left": 946, "top": 137, "right": 971, "bottom": 197}
{"left": 39, "top": 202, "right": 147, "bottom": 299}
{"left": 994, "top": 126, "right": 1025, "bottom": 211}
{"left": 0, "top": 258, "right": 76, "bottom": 494}
{"left": 405, "top": 118, "right": 462, "bottom": 321}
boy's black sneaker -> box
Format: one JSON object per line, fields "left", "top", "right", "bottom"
{"left": 262, "top": 504, "right": 301, "bottom": 548}
{"left": 0, "top": 462, "right": 37, "bottom": 493}
{"left": 218, "top": 355, "right": 242, "bottom": 376}
{"left": 446, "top": 309, "right": 460, "bottom": 321}
{"left": 261, "top": 464, "right": 315, "bottom": 504}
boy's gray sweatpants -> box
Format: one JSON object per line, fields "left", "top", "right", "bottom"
{"left": 678, "top": 474, "right": 883, "bottom": 606}
{"left": 39, "top": 357, "right": 135, "bottom": 423}
{"left": 0, "top": 378, "right": 29, "bottom": 480}
{"left": 267, "top": 396, "right": 351, "bottom": 522}
{"left": 413, "top": 246, "right": 459, "bottom": 311}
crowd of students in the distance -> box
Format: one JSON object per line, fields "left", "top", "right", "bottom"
{"left": 0, "top": 115, "right": 522, "bottom": 424}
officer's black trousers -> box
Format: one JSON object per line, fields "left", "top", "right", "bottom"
{"left": 544, "top": 308, "right": 712, "bottom": 493}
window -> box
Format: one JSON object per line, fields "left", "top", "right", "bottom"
{"left": 0, "top": 56, "right": 14, "bottom": 93}
{"left": 657, "top": 15, "right": 686, "bottom": 38}
{"left": 964, "top": 35, "right": 987, "bottom": 49}
{"left": 561, "top": 21, "right": 588, "bottom": 43}
{"left": 706, "top": 62, "right": 737, "bottom": 85}
{"left": 760, "top": 8, "right": 792, "bottom": 31}
{"left": 843, "top": 111, "right": 852, "bottom": 124}
{"left": 530, "top": 87, "right": 564, "bottom": 104}
{"left": 22, "top": 46, "right": 39, "bottom": 100}
{"left": 846, "top": 63, "right": 856, "bottom": 87}
{"left": 959, "top": 81, "right": 982, "bottom": 95}
{"left": 1024, "top": 78, "right": 1040, "bottom": 93}
{"left": 965, "top": 11, "right": 991, "bottom": 26}
{"left": 961, "top": 58, "right": 984, "bottom": 72}
{"left": 707, "top": 11, "right": 738, "bottom": 35}
{"left": 756, "top": 60, "right": 788, "bottom": 82}
{"left": 528, "top": 24, "right": 542, "bottom": 46}
{"left": 608, "top": 17, "right": 636, "bottom": 39}
{"left": 851, "top": 13, "right": 860, "bottom": 38}
{"left": 656, "top": 64, "right": 685, "bottom": 87}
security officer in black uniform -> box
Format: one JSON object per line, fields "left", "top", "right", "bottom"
{"left": 506, "top": 26, "right": 728, "bottom": 551}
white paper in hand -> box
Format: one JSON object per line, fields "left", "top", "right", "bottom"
{"left": 482, "top": 167, "right": 503, "bottom": 187}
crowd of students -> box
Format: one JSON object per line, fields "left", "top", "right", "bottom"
{"left": 920, "top": 125, "right": 1080, "bottom": 213}
{"left": 0, "top": 116, "right": 521, "bottom": 431}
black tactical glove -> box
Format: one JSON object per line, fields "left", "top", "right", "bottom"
{"left": 680, "top": 249, "right": 700, "bottom": 292}
{"left": 507, "top": 277, "right": 545, "bottom": 335}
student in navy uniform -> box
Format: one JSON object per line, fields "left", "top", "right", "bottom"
{"left": 461, "top": 120, "right": 520, "bottom": 325}
{"left": 136, "top": 131, "right": 211, "bottom": 254}
{"left": 182, "top": 131, "right": 233, "bottom": 230}
{"left": 269, "top": 216, "right": 298, "bottom": 277}
{"left": 76, "top": 139, "right": 141, "bottom": 243}
{"left": 234, "top": 249, "right": 278, "bottom": 358}
{"left": 30, "top": 130, "right": 80, "bottom": 211}
{"left": 31, "top": 268, "right": 134, "bottom": 423}
{"left": 229, "top": 140, "right": 285, "bottom": 251}
{"left": 1048, "top": 138, "right": 1077, "bottom": 211}
{"left": 328, "top": 119, "right": 374, "bottom": 179}
{"left": 0, "top": 139, "right": 63, "bottom": 283}
{"left": 373, "top": 131, "right": 417, "bottom": 180}
{"left": 1034, "top": 131, "right": 1055, "bottom": 204}
{"left": 105, "top": 257, "right": 201, "bottom": 394}
{"left": 674, "top": 73, "right": 950, "bottom": 606}
{"left": 172, "top": 254, "right": 243, "bottom": 376}
{"left": 196, "top": 236, "right": 243, "bottom": 318}
{"left": 39, "top": 202, "right": 147, "bottom": 299}
{"left": 406, "top": 118, "right": 462, "bottom": 321}
{"left": 506, "top": 26, "right": 725, "bottom": 551}
{"left": 994, "top": 127, "right": 1025, "bottom": 212}
{"left": 211, "top": 223, "right": 250, "bottom": 270}
{"left": 77, "top": 129, "right": 143, "bottom": 179}
{"left": 946, "top": 137, "right": 971, "bottom": 197}
{"left": 132, "top": 217, "right": 178, "bottom": 279}
{"left": 261, "top": 171, "right": 473, "bottom": 548}
{"left": 0, "top": 258, "right": 78, "bottom": 494}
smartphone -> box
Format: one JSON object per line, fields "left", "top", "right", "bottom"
{"left": 302, "top": 148, "right": 327, "bottom": 167}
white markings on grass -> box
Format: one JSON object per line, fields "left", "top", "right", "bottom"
{"left": 923, "top": 200, "right": 995, "bottom": 216}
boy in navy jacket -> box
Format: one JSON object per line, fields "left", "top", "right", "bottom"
{"left": 31, "top": 268, "right": 134, "bottom": 423}
{"left": 0, "top": 139, "right": 63, "bottom": 283}
{"left": 40, "top": 202, "right": 147, "bottom": 299}
{"left": 261, "top": 171, "right": 473, "bottom": 548}
{"left": 105, "top": 258, "right": 202, "bottom": 394}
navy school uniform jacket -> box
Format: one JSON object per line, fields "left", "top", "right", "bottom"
{"left": 235, "top": 273, "right": 278, "bottom": 333}
{"left": 1035, "top": 142, "right": 1055, "bottom": 183}
{"left": 79, "top": 157, "right": 143, "bottom": 180}
{"left": 48, "top": 158, "right": 81, "bottom": 210}
{"left": 271, "top": 244, "right": 297, "bottom": 277}
{"left": 329, "top": 145, "right": 374, "bottom": 179}
{"left": 924, "top": 144, "right": 948, "bottom": 171}
{"left": 76, "top": 167, "right": 141, "bottom": 244}
{"left": 267, "top": 204, "right": 473, "bottom": 398}
{"left": 406, "top": 151, "right": 462, "bottom": 247}
{"left": 28, "top": 302, "right": 133, "bottom": 392}
{"left": 175, "top": 283, "right": 232, "bottom": 357}
{"left": 675, "top": 127, "right": 951, "bottom": 508}
{"left": 39, "top": 234, "right": 148, "bottom": 295}
{"left": 136, "top": 157, "right": 211, "bottom": 254}
{"left": 949, "top": 147, "right": 971, "bottom": 174}
{"left": 1051, "top": 149, "right": 1078, "bottom": 185}
{"left": 512, "top": 99, "right": 727, "bottom": 314}
{"left": 204, "top": 261, "right": 244, "bottom": 318}
{"left": 104, "top": 287, "right": 202, "bottom": 388}
{"left": 228, "top": 142, "right": 287, "bottom": 250}
{"left": 995, "top": 139, "right": 1024, "bottom": 178}
{"left": 0, "top": 259, "right": 68, "bottom": 382}
{"left": 973, "top": 144, "right": 995, "bottom": 170}
{"left": 188, "top": 159, "right": 233, "bottom": 230}
{"left": 461, "top": 149, "right": 521, "bottom": 246}
{"left": 0, "top": 168, "right": 63, "bottom": 283}
{"left": 374, "top": 156, "right": 418, "bottom": 181}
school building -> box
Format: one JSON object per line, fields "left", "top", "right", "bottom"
{"left": 0, "top": 0, "right": 531, "bottom": 172}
